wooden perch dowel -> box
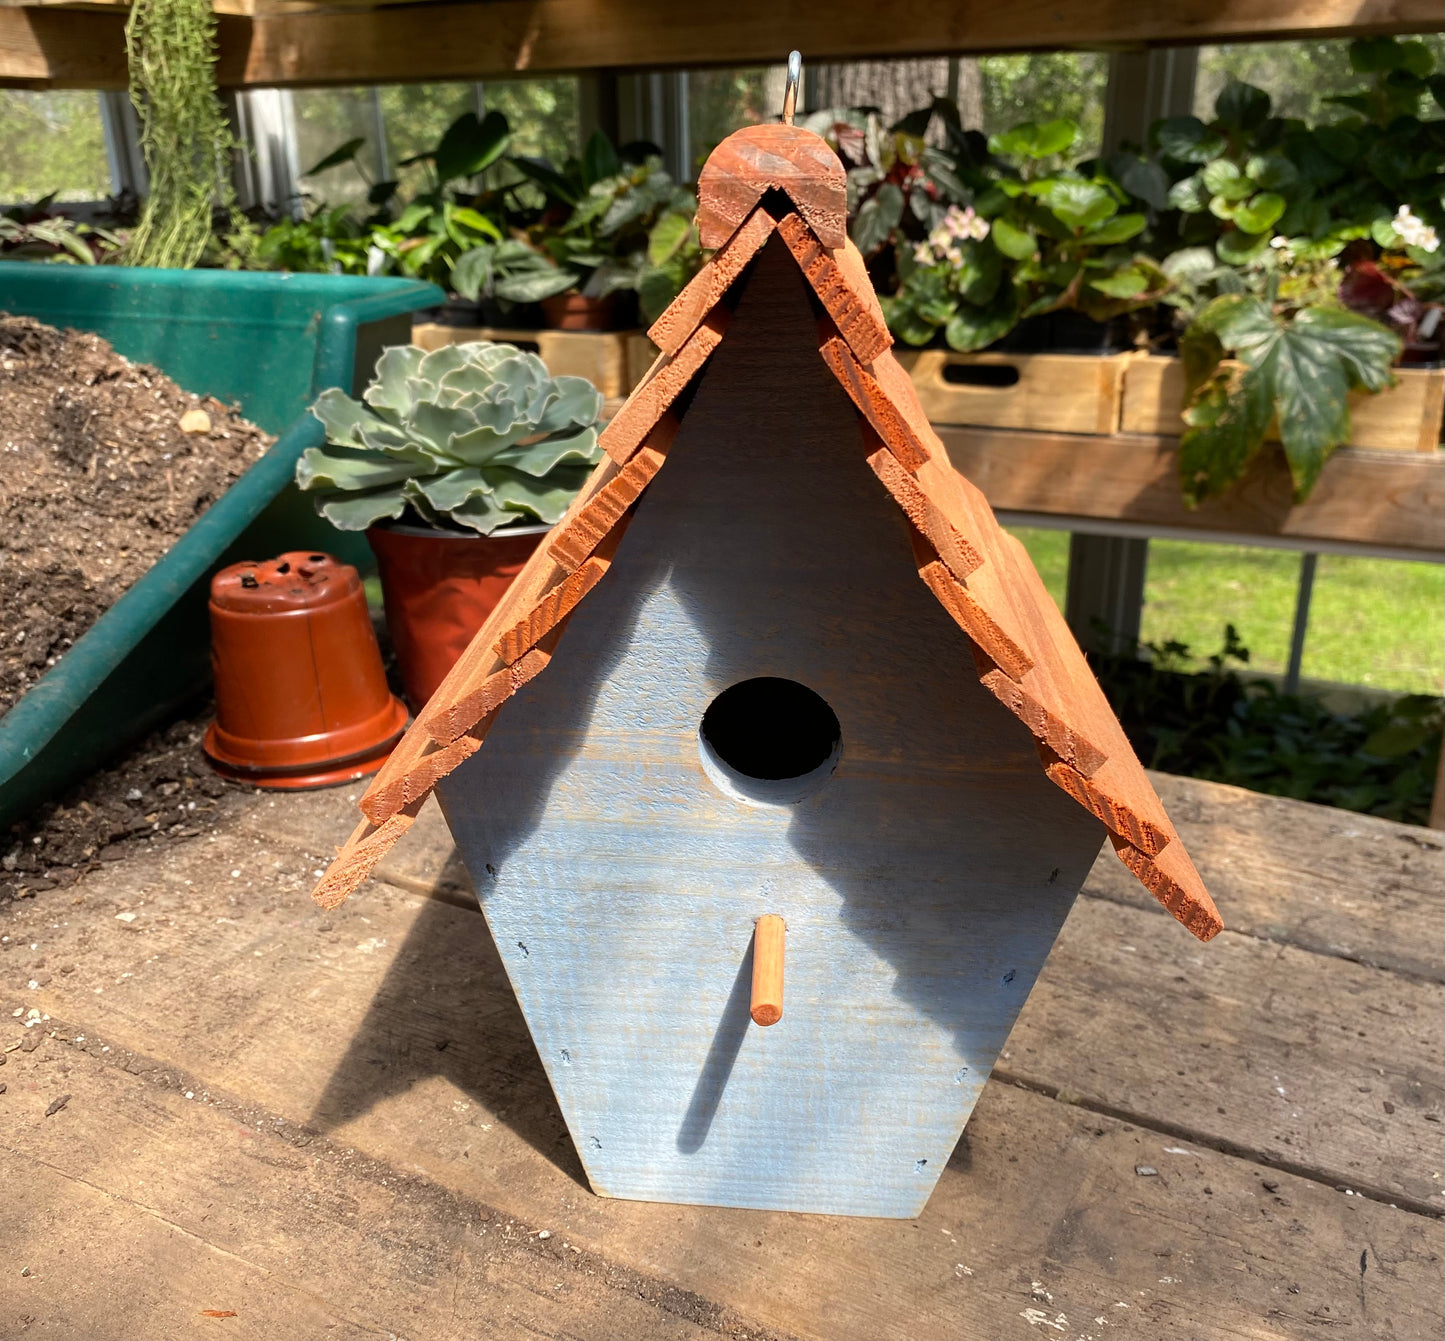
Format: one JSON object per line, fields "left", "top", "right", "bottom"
{"left": 750, "top": 915, "right": 785, "bottom": 1026}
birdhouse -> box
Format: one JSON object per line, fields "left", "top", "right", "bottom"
{"left": 313, "top": 120, "right": 1222, "bottom": 1220}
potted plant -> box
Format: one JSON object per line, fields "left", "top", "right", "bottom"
{"left": 296, "top": 341, "right": 604, "bottom": 705}
{"left": 512, "top": 132, "right": 702, "bottom": 330}
{"left": 1140, "top": 37, "right": 1444, "bottom": 502}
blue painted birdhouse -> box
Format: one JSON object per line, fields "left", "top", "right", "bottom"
{"left": 315, "top": 123, "right": 1221, "bottom": 1219}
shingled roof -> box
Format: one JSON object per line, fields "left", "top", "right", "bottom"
{"left": 311, "top": 124, "right": 1223, "bottom": 943}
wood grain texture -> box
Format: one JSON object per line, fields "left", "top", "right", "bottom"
{"left": 940, "top": 425, "right": 1445, "bottom": 556}
{"left": 1122, "top": 353, "right": 1445, "bottom": 451}
{"left": 599, "top": 307, "right": 729, "bottom": 466}
{"left": 648, "top": 208, "right": 776, "bottom": 357}
{"left": 221, "top": 0, "right": 1445, "bottom": 91}
{"left": 436, "top": 238, "right": 1106, "bottom": 1216}
{"left": 865, "top": 441, "right": 983, "bottom": 581}
{"left": 494, "top": 525, "right": 626, "bottom": 666}
{"left": 7, "top": 769, "right": 1440, "bottom": 1339}
{"left": 775, "top": 214, "right": 891, "bottom": 365}
{"left": 821, "top": 336, "right": 932, "bottom": 471}
{"left": 749, "top": 915, "right": 785, "bottom": 1027}
{"left": 915, "top": 555, "right": 1033, "bottom": 683}
{"left": 548, "top": 428, "right": 674, "bottom": 573}
{"left": 897, "top": 349, "right": 1129, "bottom": 435}
{"left": 696, "top": 125, "right": 847, "bottom": 249}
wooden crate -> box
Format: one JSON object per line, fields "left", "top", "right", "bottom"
{"left": 1121, "top": 354, "right": 1445, "bottom": 452}
{"left": 894, "top": 350, "right": 1129, "bottom": 435}
{"left": 412, "top": 323, "right": 657, "bottom": 400}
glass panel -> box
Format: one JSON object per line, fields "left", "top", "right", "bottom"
{"left": 0, "top": 91, "right": 110, "bottom": 204}
{"left": 975, "top": 53, "right": 1109, "bottom": 157}
{"left": 483, "top": 78, "right": 579, "bottom": 163}
{"left": 1194, "top": 36, "right": 1445, "bottom": 122}
{"left": 290, "top": 86, "right": 384, "bottom": 207}
{"left": 1142, "top": 541, "right": 1445, "bottom": 694}
{"left": 687, "top": 67, "right": 784, "bottom": 172}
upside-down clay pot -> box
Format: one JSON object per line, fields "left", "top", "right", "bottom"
{"left": 366, "top": 522, "right": 549, "bottom": 708}
{"left": 540, "top": 292, "right": 623, "bottom": 331}
{"left": 203, "top": 552, "right": 408, "bottom": 789}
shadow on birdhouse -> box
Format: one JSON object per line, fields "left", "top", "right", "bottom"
{"left": 311, "top": 119, "right": 1222, "bottom": 1219}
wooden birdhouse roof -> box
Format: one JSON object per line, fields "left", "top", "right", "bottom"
{"left": 311, "top": 124, "right": 1222, "bottom": 943}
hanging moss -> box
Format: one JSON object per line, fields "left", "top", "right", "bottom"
{"left": 123, "top": 0, "right": 238, "bottom": 268}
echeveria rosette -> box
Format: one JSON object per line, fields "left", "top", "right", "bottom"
{"left": 298, "top": 342, "right": 604, "bottom": 534}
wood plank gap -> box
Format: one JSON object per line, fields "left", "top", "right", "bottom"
{"left": 989, "top": 1070, "right": 1445, "bottom": 1220}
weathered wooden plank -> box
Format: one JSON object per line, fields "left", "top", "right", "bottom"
{"left": 0, "top": 1052, "right": 751, "bottom": 1341}
{"left": 236, "top": 0, "right": 1444, "bottom": 89}
{"left": 942, "top": 427, "right": 1445, "bottom": 558}
{"left": 1004, "top": 894, "right": 1445, "bottom": 1212}
{"left": 1090, "top": 772, "right": 1445, "bottom": 983}
{"left": 4, "top": 834, "right": 1440, "bottom": 1341}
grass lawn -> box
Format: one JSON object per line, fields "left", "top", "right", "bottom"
{"left": 1008, "top": 528, "right": 1445, "bottom": 696}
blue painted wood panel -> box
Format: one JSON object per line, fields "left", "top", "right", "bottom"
{"left": 436, "top": 237, "right": 1105, "bottom": 1217}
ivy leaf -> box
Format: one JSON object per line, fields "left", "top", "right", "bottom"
{"left": 1109, "top": 153, "right": 1170, "bottom": 210}
{"left": 1215, "top": 229, "right": 1272, "bottom": 265}
{"left": 1179, "top": 295, "right": 1402, "bottom": 503}
{"left": 1245, "top": 153, "right": 1298, "bottom": 191}
{"left": 1088, "top": 266, "right": 1150, "bottom": 299}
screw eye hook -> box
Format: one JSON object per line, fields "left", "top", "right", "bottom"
{"left": 782, "top": 51, "right": 801, "bottom": 125}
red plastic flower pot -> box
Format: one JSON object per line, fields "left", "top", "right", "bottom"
{"left": 203, "top": 552, "right": 408, "bottom": 789}
{"left": 366, "top": 522, "right": 549, "bottom": 708}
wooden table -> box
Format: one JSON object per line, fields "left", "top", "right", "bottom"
{"left": 1, "top": 773, "right": 1440, "bottom": 1339}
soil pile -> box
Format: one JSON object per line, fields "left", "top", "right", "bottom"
{"left": 1, "top": 706, "right": 246, "bottom": 901}
{"left": 0, "top": 315, "right": 272, "bottom": 713}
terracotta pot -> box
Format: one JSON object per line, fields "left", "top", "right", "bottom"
{"left": 203, "top": 552, "right": 408, "bottom": 789}
{"left": 366, "top": 521, "right": 549, "bottom": 708}
{"left": 540, "top": 291, "right": 621, "bottom": 331}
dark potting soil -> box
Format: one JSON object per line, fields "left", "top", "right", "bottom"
{"left": 1, "top": 703, "right": 249, "bottom": 903}
{"left": 0, "top": 314, "right": 272, "bottom": 715}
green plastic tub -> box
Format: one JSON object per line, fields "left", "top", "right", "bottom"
{"left": 0, "top": 265, "right": 443, "bottom": 829}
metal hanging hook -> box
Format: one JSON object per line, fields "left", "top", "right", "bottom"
{"left": 782, "top": 51, "right": 801, "bottom": 125}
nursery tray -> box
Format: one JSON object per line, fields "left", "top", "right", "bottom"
{"left": 413, "top": 321, "right": 659, "bottom": 399}
{"left": 894, "top": 349, "right": 1130, "bottom": 436}
{"left": 1121, "top": 353, "right": 1445, "bottom": 451}
{"left": 0, "top": 266, "right": 443, "bottom": 829}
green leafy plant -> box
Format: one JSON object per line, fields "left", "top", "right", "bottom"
{"left": 881, "top": 117, "right": 1168, "bottom": 351}
{"left": 0, "top": 199, "right": 123, "bottom": 264}
{"left": 122, "top": 0, "right": 244, "bottom": 268}
{"left": 1096, "top": 625, "right": 1443, "bottom": 826}
{"left": 1178, "top": 285, "right": 1400, "bottom": 503}
{"left": 517, "top": 134, "right": 700, "bottom": 307}
{"left": 298, "top": 342, "right": 603, "bottom": 534}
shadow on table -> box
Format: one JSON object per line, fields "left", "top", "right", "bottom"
{"left": 307, "top": 854, "right": 589, "bottom": 1191}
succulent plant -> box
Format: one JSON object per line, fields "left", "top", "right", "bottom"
{"left": 298, "top": 342, "right": 604, "bottom": 534}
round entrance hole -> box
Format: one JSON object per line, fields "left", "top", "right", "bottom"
{"left": 698, "top": 677, "right": 841, "bottom": 805}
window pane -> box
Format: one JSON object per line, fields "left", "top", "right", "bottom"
{"left": 0, "top": 91, "right": 110, "bottom": 204}
{"left": 291, "top": 87, "right": 384, "bottom": 207}
{"left": 1141, "top": 541, "right": 1445, "bottom": 694}
{"left": 379, "top": 82, "right": 475, "bottom": 199}
{"left": 483, "top": 78, "right": 579, "bottom": 163}
{"left": 1195, "top": 36, "right": 1445, "bottom": 122}
{"left": 975, "top": 54, "right": 1108, "bottom": 155}
{"left": 687, "top": 67, "right": 784, "bottom": 171}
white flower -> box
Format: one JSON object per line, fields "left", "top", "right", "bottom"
{"left": 913, "top": 241, "right": 934, "bottom": 265}
{"left": 939, "top": 204, "right": 991, "bottom": 243}
{"left": 1393, "top": 205, "right": 1440, "bottom": 253}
